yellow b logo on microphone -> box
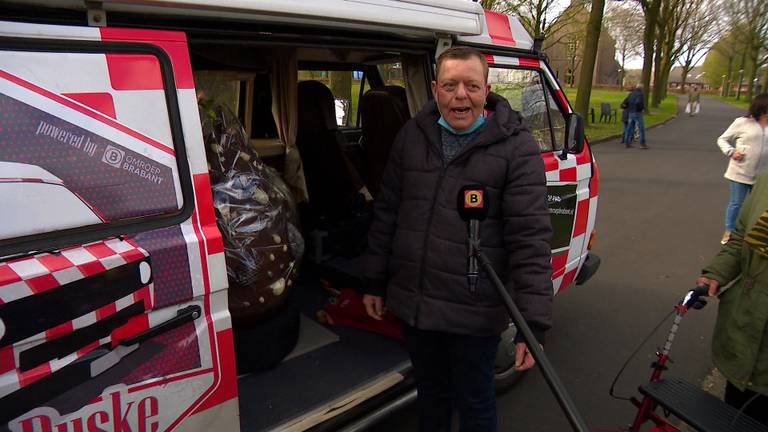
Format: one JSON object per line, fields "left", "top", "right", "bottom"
{"left": 464, "top": 190, "right": 484, "bottom": 209}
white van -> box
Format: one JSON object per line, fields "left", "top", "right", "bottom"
{"left": 0, "top": 1, "right": 599, "bottom": 431}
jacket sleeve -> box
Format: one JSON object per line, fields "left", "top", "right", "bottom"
{"left": 362, "top": 127, "right": 406, "bottom": 296}
{"left": 701, "top": 170, "right": 764, "bottom": 284}
{"left": 502, "top": 124, "right": 554, "bottom": 344}
{"left": 717, "top": 118, "right": 741, "bottom": 156}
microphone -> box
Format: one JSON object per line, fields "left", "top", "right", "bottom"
{"left": 457, "top": 185, "right": 488, "bottom": 293}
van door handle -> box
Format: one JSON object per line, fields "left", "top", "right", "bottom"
{"left": 118, "top": 304, "right": 201, "bottom": 347}
{"left": 0, "top": 305, "right": 199, "bottom": 424}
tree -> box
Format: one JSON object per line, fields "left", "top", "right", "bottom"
{"left": 604, "top": 2, "right": 644, "bottom": 89}
{"left": 650, "top": 0, "right": 677, "bottom": 106}
{"left": 329, "top": 71, "right": 351, "bottom": 125}
{"left": 724, "top": 0, "right": 768, "bottom": 101}
{"left": 675, "top": 0, "right": 720, "bottom": 93}
{"left": 703, "top": 30, "right": 751, "bottom": 95}
{"left": 479, "top": 0, "right": 506, "bottom": 10}
{"left": 540, "top": 1, "right": 599, "bottom": 89}
{"left": 652, "top": 0, "right": 696, "bottom": 105}
{"left": 636, "top": 0, "right": 663, "bottom": 112}
{"left": 574, "top": 0, "right": 606, "bottom": 122}
{"left": 764, "top": 64, "right": 768, "bottom": 92}
{"left": 636, "top": 0, "right": 708, "bottom": 107}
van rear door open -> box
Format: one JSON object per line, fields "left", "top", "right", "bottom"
{"left": 0, "top": 22, "right": 237, "bottom": 431}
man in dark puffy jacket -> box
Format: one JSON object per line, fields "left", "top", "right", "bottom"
{"left": 621, "top": 84, "right": 647, "bottom": 149}
{"left": 362, "top": 46, "right": 553, "bottom": 431}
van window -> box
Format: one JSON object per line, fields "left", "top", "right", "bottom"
{"left": 378, "top": 62, "right": 404, "bottom": 86}
{"left": 195, "top": 71, "right": 278, "bottom": 139}
{"left": 488, "top": 67, "right": 565, "bottom": 152}
{"left": 0, "top": 47, "right": 186, "bottom": 243}
{"left": 194, "top": 71, "right": 282, "bottom": 159}
{"left": 194, "top": 71, "right": 250, "bottom": 118}
{"left": 298, "top": 70, "right": 369, "bottom": 128}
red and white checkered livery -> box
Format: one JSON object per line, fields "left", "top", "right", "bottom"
{"left": 2, "top": 19, "right": 232, "bottom": 430}
{"left": 484, "top": 53, "right": 599, "bottom": 294}
{"left": 0, "top": 238, "right": 152, "bottom": 397}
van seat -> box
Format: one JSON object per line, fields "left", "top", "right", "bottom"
{"left": 296, "top": 80, "right": 371, "bottom": 261}
{"left": 359, "top": 85, "right": 409, "bottom": 197}
{"left": 296, "top": 80, "right": 366, "bottom": 223}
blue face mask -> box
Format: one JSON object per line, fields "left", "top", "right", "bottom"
{"left": 438, "top": 113, "right": 485, "bottom": 135}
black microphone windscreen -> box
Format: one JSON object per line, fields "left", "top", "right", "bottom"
{"left": 457, "top": 184, "right": 488, "bottom": 221}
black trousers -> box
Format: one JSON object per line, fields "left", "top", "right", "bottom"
{"left": 725, "top": 381, "right": 768, "bottom": 424}
{"left": 401, "top": 322, "right": 500, "bottom": 432}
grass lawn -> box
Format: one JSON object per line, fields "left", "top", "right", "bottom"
{"left": 715, "top": 95, "right": 750, "bottom": 111}
{"left": 562, "top": 88, "right": 678, "bottom": 142}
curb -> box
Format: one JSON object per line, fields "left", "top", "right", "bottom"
{"left": 589, "top": 112, "right": 679, "bottom": 145}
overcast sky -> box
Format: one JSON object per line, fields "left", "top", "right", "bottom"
{"left": 471, "top": 0, "right": 700, "bottom": 70}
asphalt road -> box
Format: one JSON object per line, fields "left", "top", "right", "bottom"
{"left": 368, "top": 96, "right": 746, "bottom": 432}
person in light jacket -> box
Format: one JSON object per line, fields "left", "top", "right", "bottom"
{"left": 686, "top": 84, "right": 701, "bottom": 116}
{"left": 716, "top": 93, "right": 768, "bottom": 244}
{"left": 697, "top": 169, "right": 768, "bottom": 424}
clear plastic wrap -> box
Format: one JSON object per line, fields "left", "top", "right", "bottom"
{"left": 199, "top": 99, "right": 304, "bottom": 328}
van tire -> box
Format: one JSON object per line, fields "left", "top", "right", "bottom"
{"left": 494, "top": 322, "right": 525, "bottom": 393}
{"left": 233, "top": 301, "right": 301, "bottom": 374}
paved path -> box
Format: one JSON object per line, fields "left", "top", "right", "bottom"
{"left": 369, "top": 96, "right": 747, "bottom": 431}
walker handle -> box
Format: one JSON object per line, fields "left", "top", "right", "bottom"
{"left": 680, "top": 285, "right": 708, "bottom": 311}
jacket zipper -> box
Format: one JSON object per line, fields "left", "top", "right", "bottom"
{"left": 414, "top": 157, "right": 450, "bottom": 327}
{"left": 412, "top": 126, "right": 490, "bottom": 326}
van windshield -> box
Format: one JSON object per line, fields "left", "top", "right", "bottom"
{"left": 488, "top": 67, "right": 565, "bottom": 152}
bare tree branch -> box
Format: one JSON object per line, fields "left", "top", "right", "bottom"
{"left": 722, "top": 0, "right": 768, "bottom": 100}
{"left": 482, "top": 0, "right": 585, "bottom": 44}
{"left": 604, "top": 2, "right": 644, "bottom": 87}
{"left": 675, "top": 0, "right": 721, "bottom": 89}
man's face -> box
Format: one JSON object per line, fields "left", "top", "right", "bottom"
{"left": 431, "top": 57, "right": 491, "bottom": 132}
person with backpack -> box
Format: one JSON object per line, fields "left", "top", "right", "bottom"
{"left": 621, "top": 84, "right": 647, "bottom": 149}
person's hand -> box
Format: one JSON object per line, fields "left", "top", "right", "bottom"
{"left": 363, "top": 294, "right": 384, "bottom": 320}
{"left": 731, "top": 149, "right": 745, "bottom": 161}
{"left": 696, "top": 276, "right": 721, "bottom": 297}
{"left": 514, "top": 342, "right": 541, "bottom": 372}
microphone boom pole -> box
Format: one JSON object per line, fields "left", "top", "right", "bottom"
{"left": 456, "top": 185, "right": 589, "bottom": 432}
{"left": 476, "top": 250, "right": 589, "bottom": 432}
{"left": 468, "top": 219, "right": 479, "bottom": 292}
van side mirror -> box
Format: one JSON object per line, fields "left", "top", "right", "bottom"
{"left": 562, "top": 112, "right": 585, "bottom": 158}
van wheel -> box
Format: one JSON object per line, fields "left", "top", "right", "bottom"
{"left": 494, "top": 322, "right": 525, "bottom": 393}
